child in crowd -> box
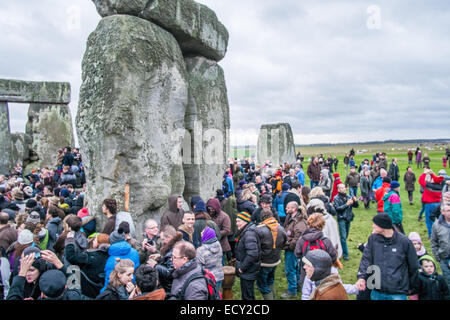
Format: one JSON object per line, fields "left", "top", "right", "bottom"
{"left": 408, "top": 232, "right": 428, "bottom": 261}
{"left": 416, "top": 255, "right": 450, "bottom": 300}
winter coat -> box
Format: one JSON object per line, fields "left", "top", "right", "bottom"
{"left": 255, "top": 220, "right": 287, "bottom": 266}
{"left": 220, "top": 196, "right": 239, "bottom": 236}
{"left": 273, "top": 191, "right": 289, "bottom": 219}
{"left": 196, "top": 237, "right": 224, "bottom": 282}
{"left": 383, "top": 190, "right": 403, "bottom": 224}
{"left": 169, "top": 259, "right": 209, "bottom": 300}
{"left": 372, "top": 176, "right": 382, "bottom": 191}
{"left": 431, "top": 215, "right": 450, "bottom": 262}
{"left": 310, "top": 274, "right": 348, "bottom": 300}
{"left": 416, "top": 255, "right": 450, "bottom": 300}
{"left": 307, "top": 162, "right": 321, "bottom": 182}
{"left": 283, "top": 210, "right": 308, "bottom": 251}
{"left": 388, "top": 163, "right": 400, "bottom": 181}
{"left": 6, "top": 275, "right": 41, "bottom": 300}
{"left": 132, "top": 288, "right": 166, "bottom": 300}
{"left": 357, "top": 231, "right": 419, "bottom": 295}
{"left": 96, "top": 283, "right": 129, "bottom": 300}
{"left": 192, "top": 213, "right": 220, "bottom": 249}
{"left": 60, "top": 170, "right": 77, "bottom": 186}
{"left": 46, "top": 217, "right": 63, "bottom": 251}
{"left": 236, "top": 198, "right": 256, "bottom": 215}
{"left": 419, "top": 173, "right": 444, "bottom": 204}
{"left": 294, "top": 228, "right": 337, "bottom": 264}
{"left": 234, "top": 223, "right": 261, "bottom": 280}
{"left": 65, "top": 240, "right": 109, "bottom": 298}
{"left": 318, "top": 169, "right": 332, "bottom": 195}
{"left": 403, "top": 172, "right": 416, "bottom": 192}
{"left": 207, "top": 198, "right": 231, "bottom": 252}
{"left": 160, "top": 195, "right": 185, "bottom": 229}
{"left": 302, "top": 267, "right": 358, "bottom": 300}
{"left": 101, "top": 241, "right": 140, "bottom": 293}
{"left": 0, "top": 225, "right": 17, "bottom": 252}
{"left": 375, "top": 182, "right": 391, "bottom": 212}
{"left": 283, "top": 175, "right": 299, "bottom": 187}
{"left": 333, "top": 193, "right": 358, "bottom": 222}
{"left": 322, "top": 213, "right": 342, "bottom": 258}
{"left": 359, "top": 175, "right": 373, "bottom": 197}
{"left": 345, "top": 172, "right": 360, "bottom": 188}
{"left": 296, "top": 169, "right": 306, "bottom": 186}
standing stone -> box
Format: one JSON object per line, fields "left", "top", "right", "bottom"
{"left": 10, "top": 132, "right": 33, "bottom": 170}
{"left": 24, "top": 103, "right": 74, "bottom": 173}
{"left": 183, "top": 56, "right": 230, "bottom": 202}
{"left": 0, "top": 102, "right": 13, "bottom": 174}
{"left": 257, "top": 123, "right": 296, "bottom": 167}
{"left": 76, "top": 15, "right": 188, "bottom": 230}
{"left": 91, "top": 0, "right": 229, "bottom": 61}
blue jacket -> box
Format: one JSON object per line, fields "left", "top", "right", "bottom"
{"left": 273, "top": 191, "right": 289, "bottom": 218}
{"left": 224, "top": 176, "right": 234, "bottom": 196}
{"left": 296, "top": 169, "right": 305, "bottom": 186}
{"left": 372, "top": 176, "right": 382, "bottom": 191}
{"left": 101, "top": 241, "right": 140, "bottom": 293}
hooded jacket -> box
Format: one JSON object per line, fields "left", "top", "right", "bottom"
{"left": 318, "top": 169, "right": 332, "bottom": 194}
{"left": 283, "top": 210, "right": 308, "bottom": 251}
{"left": 101, "top": 241, "right": 140, "bottom": 293}
{"left": 234, "top": 223, "right": 261, "bottom": 280}
{"left": 383, "top": 190, "right": 403, "bottom": 224}
{"left": 206, "top": 198, "right": 231, "bottom": 252}
{"left": 419, "top": 173, "right": 444, "bottom": 204}
{"left": 196, "top": 236, "right": 224, "bottom": 282}
{"left": 416, "top": 255, "right": 450, "bottom": 300}
{"left": 375, "top": 182, "right": 391, "bottom": 212}
{"left": 46, "top": 217, "right": 63, "bottom": 251}
{"left": 160, "top": 195, "right": 185, "bottom": 229}
{"left": 431, "top": 215, "right": 450, "bottom": 262}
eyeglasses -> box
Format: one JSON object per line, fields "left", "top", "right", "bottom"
{"left": 171, "top": 254, "right": 186, "bottom": 261}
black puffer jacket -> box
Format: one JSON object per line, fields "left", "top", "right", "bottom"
{"left": 357, "top": 231, "right": 419, "bottom": 295}
{"left": 234, "top": 223, "right": 261, "bottom": 280}
{"left": 333, "top": 193, "right": 358, "bottom": 222}
{"left": 155, "top": 248, "right": 174, "bottom": 293}
{"left": 255, "top": 222, "right": 287, "bottom": 266}
{"left": 417, "top": 271, "right": 450, "bottom": 300}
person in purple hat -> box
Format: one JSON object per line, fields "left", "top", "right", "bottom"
{"left": 196, "top": 227, "right": 224, "bottom": 291}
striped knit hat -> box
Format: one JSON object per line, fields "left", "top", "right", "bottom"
{"left": 237, "top": 211, "right": 251, "bottom": 223}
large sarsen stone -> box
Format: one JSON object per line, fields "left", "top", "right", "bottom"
{"left": 257, "top": 123, "right": 296, "bottom": 167}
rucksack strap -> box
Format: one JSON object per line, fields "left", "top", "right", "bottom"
{"left": 176, "top": 271, "right": 206, "bottom": 300}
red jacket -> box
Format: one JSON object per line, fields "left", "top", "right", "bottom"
{"left": 418, "top": 173, "right": 443, "bottom": 204}
{"left": 375, "top": 182, "right": 391, "bottom": 212}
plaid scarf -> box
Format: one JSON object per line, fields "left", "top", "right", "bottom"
{"left": 260, "top": 217, "right": 279, "bottom": 249}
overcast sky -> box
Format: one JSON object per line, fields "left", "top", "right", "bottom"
{"left": 1, "top": 0, "right": 449, "bottom": 146}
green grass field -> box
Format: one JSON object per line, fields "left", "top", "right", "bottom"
{"left": 229, "top": 145, "right": 449, "bottom": 300}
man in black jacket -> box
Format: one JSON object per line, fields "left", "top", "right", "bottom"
{"left": 234, "top": 211, "right": 261, "bottom": 300}
{"left": 356, "top": 214, "right": 419, "bottom": 300}
{"left": 333, "top": 184, "right": 358, "bottom": 261}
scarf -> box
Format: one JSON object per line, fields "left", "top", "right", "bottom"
{"left": 234, "top": 222, "right": 252, "bottom": 243}
{"left": 260, "top": 217, "right": 279, "bottom": 249}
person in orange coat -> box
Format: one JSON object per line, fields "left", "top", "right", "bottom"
{"left": 375, "top": 177, "right": 392, "bottom": 213}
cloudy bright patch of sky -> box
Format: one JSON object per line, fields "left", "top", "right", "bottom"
{"left": 1, "top": 0, "right": 449, "bottom": 146}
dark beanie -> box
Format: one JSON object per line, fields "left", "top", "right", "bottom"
{"left": 373, "top": 213, "right": 393, "bottom": 229}
{"left": 26, "top": 199, "right": 37, "bottom": 209}
{"left": 194, "top": 200, "right": 207, "bottom": 213}
{"left": 110, "top": 228, "right": 126, "bottom": 244}
{"left": 190, "top": 196, "right": 203, "bottom": 209}
{"left": 282, "top": 183, "right": 291, "bottom": 191}
{"left": 39, "top": 270, "right": 67, "bottom": 298}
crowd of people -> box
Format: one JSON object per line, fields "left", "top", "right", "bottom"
{"left": 0, "top": 146, "right": 449, "bottom": 301}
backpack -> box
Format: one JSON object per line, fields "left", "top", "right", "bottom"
{"left": 302, "top": 237, "right": 326, "bottom": 257}
{"left": 176, "top": 267, "right": 222, "bottom": 300}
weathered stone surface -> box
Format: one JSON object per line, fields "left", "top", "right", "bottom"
{"left": 76, "top": 15, "right": 188, "bottom": 230}
{"left": 257, "top": 123, "right": 296, "bottom": 167}
{"left": 0, "top": 102, "right": 13, "bottom": 174}
{"left": 25, "top": 103, "right": 74, "bottom": 173}
{"left": 10, "top": 132, "right": 33, "bottom": 170}
{"left": 91, "top": 0, "right": 229, "bottom": 61}
{"left": 182, "top": 56, "right": 230, "bottom": 202}
{"left": 0, "top": 79, "right": 70, "bottom": 104}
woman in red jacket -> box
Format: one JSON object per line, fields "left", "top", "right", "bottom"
{"left": 418, "top": 169, "right": 444, "bottom": 238}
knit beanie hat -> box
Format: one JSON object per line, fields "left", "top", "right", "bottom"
{"left": 201, "top": 227, "right": 217, "bottom": 243}
{"left": 237, "top": 211, "right": 251, "bottom": 223}
{"left": 373, "top": 213, "right": 393, "bottom": 229}
{"left": 190, "top": 196, "right": 203, "bottom": 209}
{"left": 26, "top": 211, "right": 41, "bottom": 224}
{"left": 408, "top": 232, "right": 426, "bottom": 256}
{"left": 60, "top": 188, "right": 70, "bottom": 198}
{"left": 390, "top": 181, "right": 400, "bottom": 189}
{"left": 194, "top": 200, "right": 207, "bottom": 213}
{"left": 282, "top": 183, "right": 291, "bottom": 191}
{"left": 77, "top": 208, "right": 89, "bottom": 219}
{"left": 109, "top": 229, "right": 126, "bottom": 244}
{"left": 18, "top": 229, "right": 34, "bottom": 245}
{"left": 26, "top": 199, "right": 37, "bottom": 209}
{"left": 239, "top": 180, "right": 247, "bottom": 187}
{"left": 302, "top": 249, "right": 332, "bottom": 282}
{"left": 39, "top": 270, "right": 67, "bottom": 298}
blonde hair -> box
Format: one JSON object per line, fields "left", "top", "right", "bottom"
{"left": 240, "top": 189, "right": 253, "bottom": 201}
{"left": 109, "top": 258, "right": 134, "bottom": 288}
{"left": 309, "top": 187, "right": 325, "bottom": 198}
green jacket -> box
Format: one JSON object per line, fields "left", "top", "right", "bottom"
{"left": 383, "top": 190, "right": 402, "bottom": 224}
